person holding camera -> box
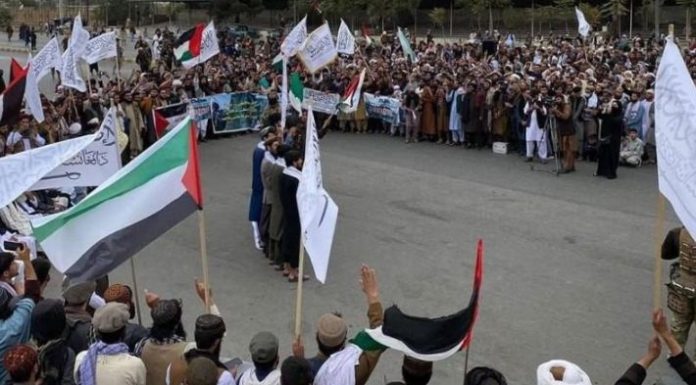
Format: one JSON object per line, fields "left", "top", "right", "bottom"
{"left": 522, "top": 90, "right": 548, "bottom": 163}
{"left": 551, "top": 93, "right": 575, "bottom": 173}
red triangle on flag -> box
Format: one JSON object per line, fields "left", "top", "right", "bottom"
{"left": 9, "top": 59, "right": 25, "bottom": 83}
{"left": 182, "top": 121, "right": 203, "bottom": 208}
{"left": 153, "top": 110, "right": 169, "bottom": 139}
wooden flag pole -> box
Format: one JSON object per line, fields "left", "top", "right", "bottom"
{"left": 294, "top": 244, "right": 306, "bottom": 337}
{"left": 653, "top": 195, "right": 666, "bottom": 309}
{"left": 198, "top": 209, "right": 212, "bottom": 313}
{"left": 129, "top": 257, "right": 143, "bottom": 326}
{"left": 653, "top": 24, "right": 675, "bottom": 310}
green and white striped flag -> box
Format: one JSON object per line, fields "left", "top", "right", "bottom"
{"left": 31, "top": 118, "right": 203, "bottom": 282}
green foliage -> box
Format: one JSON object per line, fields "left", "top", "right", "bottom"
{"left": 429, "top": 7, "right": 446, "bottom": 34}
{"left": 0, "top": 6, "right": 11, "bottom": 29}
{"left": 676, "top": 0, "right": 696, "bottom": 9}
{"left": 600, "top": 0, "right": 628, "bottom": 19}
{"left": 578, "top": 3, "right": 601, "bottom": 26}
{"left": 212, "top": 0, "right": 265, "bottom": 21}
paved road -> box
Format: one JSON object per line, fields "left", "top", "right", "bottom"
{"left": 113, "top": 132, "right": 680, "bottom": 385}
{"left": 0, "top": 48, "right": 686, "bottom": 384}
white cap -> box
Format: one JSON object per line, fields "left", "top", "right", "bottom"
{"left": 68, "top": 123, "right": 82, "bottom": 135}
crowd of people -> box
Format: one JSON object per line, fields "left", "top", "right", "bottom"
{"left": 1, "top": 4, "right": 696, "bottom": 383}
{"left": 1, "top": 243, "right": 696, "bottom": 385}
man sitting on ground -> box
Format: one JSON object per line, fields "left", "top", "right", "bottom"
{"left": 619, "top": 127, "right": 644, "bottom": 167}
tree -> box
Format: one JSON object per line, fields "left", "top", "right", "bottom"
{"left": 601, "top": 0, "right": 628, "bottom": 36}
{"left": 578, "top": 3, "right": 601, "bottom": 27}
{"left": 676, "top": 0, "right": 696, "bottom": 39}
{"left": 456, "top": 0, "right": 485, "bottom": 31}
{"left": 0, "top": 7, "right": 11, "bottom": 29}
{"left": 554, "top": 0, "right": 575, "bottom": 34}
{"left": 429, "top": 7, "right": 446, "bottom": 37}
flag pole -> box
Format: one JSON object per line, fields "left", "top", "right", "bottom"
{"left": 653, "top": 195, "right": 666, "bottom": 309}
{"left": 129, "top": 257, "right": 143, "bottom": 326}
{"left": 294, "top": 243, "right": 306, "bottom": 337}
{"left": 462, "top": 344, "right": 471, "bottom": 385}
{"left": 198, "top": 209, "right": 212, "bottom": 313}
{"left": 654, "top": 24, "right": 675, "bottom": 310}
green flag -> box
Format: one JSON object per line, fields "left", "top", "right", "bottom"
{"left": 289, "top": 72, "right": 304, "bottom": 112}
{"left": 398, "top": 27, "right": 417, "bottom": 63}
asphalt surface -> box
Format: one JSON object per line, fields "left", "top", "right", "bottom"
{"left": 0, "top": 49, "right": 687, "bottom": 384}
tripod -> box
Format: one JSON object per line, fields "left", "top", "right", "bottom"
{"left": 530, "top": 115, "right": 562, "bottom": 176}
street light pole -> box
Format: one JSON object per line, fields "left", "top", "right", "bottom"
{"left": 654, "top": 0, "right": 659, "bottom": 39}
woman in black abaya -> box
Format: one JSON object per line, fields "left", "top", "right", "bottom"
{"left": 595, "top": 91, "right": 624, "bottom": 180}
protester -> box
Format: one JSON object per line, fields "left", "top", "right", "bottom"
{"left": 185, "top": 357, "right": 220, "bottom": 385}
{"left": 278, "top": 150, "right": 306, "bottom": 282}
{"left": 168, "top": 314, "right": 233, "bottom": 385}
{"left": 619, "top": 128, "right": 645, "bottom": 167}
{"left": 29, "top": 298, "right": 75, "bottom": 385}
{"left": 102, "top": 284, "right": 148, "bottom": 352}
{"left": 74, "top": 302, "right": 147, "bottom": 385}
{"left": 0, "top": 245, "right": 38, "bottom": 383}
{"left": 137, "top": 298, "right": 188, "bottom": 385}
{"left": 238, "top": 332, "right": 281, "bottom": 385}
{"left": 3, "top": 344, "right": 39, "bottom": 385}
{"left": 280, "top": 357, "right": 313, "bottom": 385}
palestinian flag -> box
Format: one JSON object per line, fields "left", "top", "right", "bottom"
{"left": 337, "top": 68, "right": 365, "bottom": 114}
{"left": 9, "top": 58, "right": 24, "bottom": 82}
{"left": 31, "top": 117, "right": 203, "bottom": 282}
{"left": 174, "top": 23, "right": 205, "bottom": 67}
{"left": 0, "top": 65, "right": 28, "bottom": 127}
{"left": 289, "top": 72, "right": 304, "bottom": 113}
{"left": 153, "top": 102, "right": 189, "bottom": 138}
{"left": 364, "top": 240, "right": 484, "bottom": 361}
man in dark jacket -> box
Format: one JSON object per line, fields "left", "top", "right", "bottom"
{"left": 279, "top": 150, "right": 305, "bottom": 282}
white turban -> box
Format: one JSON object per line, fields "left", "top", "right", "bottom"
{"left": 537, "top": 360, "right": 591, "bottom": 385}
{"left": 68, "top": 123, "right": 82, "bottom": 135}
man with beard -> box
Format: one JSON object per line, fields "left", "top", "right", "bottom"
{"left": 168, "top": 315, "right": 234, "bottom": 385}
{"left": 137, "top": 298, "right": 188, "bottom": 385}
{"left": 120, "top": 92, "right": 145, "bottom": 160}
{"left": 279, "top": 150, "right": 307, "bottom": 282}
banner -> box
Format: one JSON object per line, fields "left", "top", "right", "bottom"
{"left": 656, "top": 39, "right": 696, "bottom": 238}
{"left": 83, "top": 32, "right": 117, "bottom": 64}
{"left": 364, "top": 93, "right": 401, "bottom": 124}
{"left": 281, "top": 15, "right": 308, "bottom": 57}
{"left": 0, "top": 134, "right": 96, "bottom": 209}
{"left": 32, "top": 109, "right": 121, "bottom": 190}
{"left": 190, "top": 97, "right": 212, "bottom": 133}
{"left": 298, "top": 23, "right": 338, "bottom": 74}
{"left": 210, "top": 92, "right": 268, "bottom": 134}
{"left": 336, "top": 19, "right": 355, "bottom": 55}
{"left": 302, "top": 88, "right": 340, "bottom": 115}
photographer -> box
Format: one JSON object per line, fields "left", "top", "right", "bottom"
{"left": 523, "top": 90, "right": 548, "bottom": 163}
{"left": 550, "top": 93, "right": 575, "bottom": 173}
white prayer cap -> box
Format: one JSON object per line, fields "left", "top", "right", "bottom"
{"left": 172, "top": 79, "right": 183, "bottom": 87}
{"left": 68, "top": 123, "right": 82, "bottom": 135}
{"left": 537, "top": 360, "right": 591, "bottom": 385}
{"left": 87, "top": 117, "right": 99, "bottom": 126}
